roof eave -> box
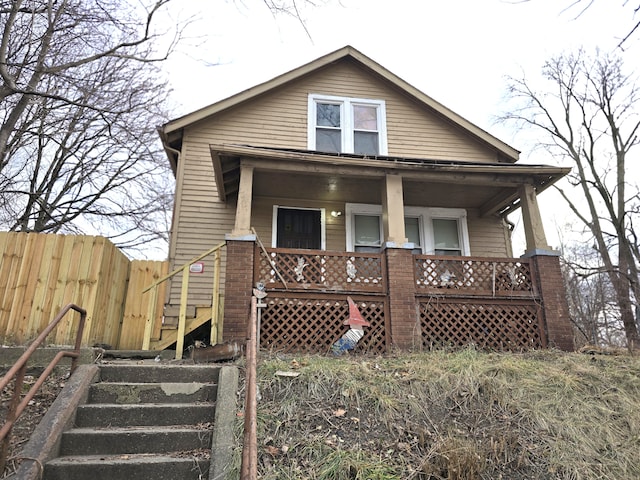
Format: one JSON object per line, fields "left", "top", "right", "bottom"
{"left": 162, "top": 46, "right": 520, "bottom": 162}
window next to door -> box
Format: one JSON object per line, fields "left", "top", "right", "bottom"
{"left": 345, "top": 204, "right": 470, "bottom": 255}
{"left": 308, "top": 94, "right": 388, "bottom": 156}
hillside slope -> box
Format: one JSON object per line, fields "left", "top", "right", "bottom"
{"left": 252, "top": 349, "right": 640, "bottom": 479}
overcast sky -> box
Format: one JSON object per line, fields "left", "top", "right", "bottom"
{"left": 160, "top": 0, "right": 639, "bottom": 251}
{"left": 164, "top": 0, "right": 637, "bottom": 139}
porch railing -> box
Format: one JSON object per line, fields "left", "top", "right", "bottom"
{"left": 253, "top": 247, "right": 545, "bottom": 353}
{"left": 413, "top": 255, "right": 544, "bottom": 350}
{"left": 255, "top": 247, "right": 389, "bottom": 353}
{"left": 255, "top": 247, "right": 386, "bottom": 293}
{"left": 414, "top": 255, "right": 538, "bottom": 297}
{"left": 142, "top": 242, "right": 225, "bottom": 360}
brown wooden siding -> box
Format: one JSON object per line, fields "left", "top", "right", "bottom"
{"left": 467, "top": 211, "right": 510, "bottom": 257}
{"left": 169, "top": 58, "right": 508, "bottom": 303}
{"left": 305, "top": 61, "right": 500, "bottom": 162}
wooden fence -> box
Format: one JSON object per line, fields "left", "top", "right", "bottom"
{"left": 0, "top": 232, "right": 168, "bottom": 349}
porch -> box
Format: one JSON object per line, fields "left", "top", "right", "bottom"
{"left": 207, "top": 145, "right": 573, "bottom": 352}
{"left": 220, "top": 241, "right": 573, "bottom": 353}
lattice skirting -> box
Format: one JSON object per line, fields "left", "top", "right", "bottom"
{"left": 259, "top": 295, "right": 388, "bottom": 353}
{"left": 417, "top": 298, "right": 545, "bottom": 351}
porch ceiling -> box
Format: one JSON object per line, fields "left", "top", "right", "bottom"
{"left": 252, "top": 171, "right": 503, "bottom": 209}
{"left": 210, "top": 144, "right": 571, "bottom": 217}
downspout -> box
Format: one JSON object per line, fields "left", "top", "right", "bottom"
{"left": 161, "top": 140, "right": 181, "bottom": 267}
{"left": 158, "top": 128, "right": 182, "bottom": 309}
{"left": 502, "top": 215, "right": 515, "bottom": 258}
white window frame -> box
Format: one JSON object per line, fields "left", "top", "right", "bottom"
{"left": 271, "top": 205, "right": 326, "bottom": 250}
{"left": 308, "top": 94, "right": 388, "bottom": 155}
{"left": 345, "top": 203, "right": 384, "bottom": 251}
{"left": 345, "top": 203, "right": 469, "bottom": 255}
{"left": 423, "top": 207, "right": 470, "bottom": 256}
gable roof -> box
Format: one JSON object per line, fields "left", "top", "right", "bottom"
{"left": 161, "top": 45, "right": 520, "bottom": 163}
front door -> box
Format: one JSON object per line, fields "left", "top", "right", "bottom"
{"left": 276, "top": 208, "right": 321, "bottom": 249}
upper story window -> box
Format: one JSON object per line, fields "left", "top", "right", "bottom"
{"left": 308, "top": 94, "right": 388, "bottom": 155}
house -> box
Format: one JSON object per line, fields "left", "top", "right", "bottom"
{"left": 158, "top": 46, "right": 573, "bottom": 354}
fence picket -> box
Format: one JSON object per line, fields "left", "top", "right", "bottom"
{"left": 0, "top": 232, "right": 167, "bottom": 349}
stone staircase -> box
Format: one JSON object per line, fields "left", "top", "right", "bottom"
{"left": 14, "top": 362, "right": 238, "bottom": 480}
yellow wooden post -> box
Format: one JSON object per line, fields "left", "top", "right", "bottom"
{"left": 142, "top": 285, "right": 158, "bottom": 350}
{"left": 175, "top": 266, "right": 190, "bottom": 360}
{"left": 210, "top": 249, "right": 221, "bottom": 345}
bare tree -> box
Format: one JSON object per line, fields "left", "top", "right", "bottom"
{"left": 0, "top": 0, "right": 181, "bottom": 253}
{"left": 0, "top": 0, "right": 322, "bottom": 255}
{"left": 561, "top": 243, "right": 626, "bottom": 347}
{"left": 510, "top": 1, "right": 640, "bottom": 49}
{"left": 502, "top": 49, "right": 640, "bottom": 348}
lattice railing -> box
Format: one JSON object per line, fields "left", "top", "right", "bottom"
{"left": 256, "top": 247, "right": 385, "bottom": 293}
{"left": 418, "top": 299, "right": 545, "bottom": 351}
{"left": 259, "top": 294, "right": 388, "bottom": 354}
{"left": 414, "top": 256, "right": 536, "bottom": 297}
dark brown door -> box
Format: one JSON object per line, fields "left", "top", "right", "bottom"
{"left": 276, "top": 208, "right": 321, "bottom": 249}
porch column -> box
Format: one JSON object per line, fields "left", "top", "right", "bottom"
{"left": 530, "top": 254, "right": 574, "bottom": 351}
{"left": 385, "top": 247, "right": 421, "bottom": 349}
{"left": 519, "top": 184, "right": 551, "bottom": 253}
{"left": 382, "top": 174, "right": 408, "bottom": 246}
{"left": 221, "top": 240, "right": 256, "bottom": 343}
{"left": 231, "top": 164, "right": 254, "bottom": 237}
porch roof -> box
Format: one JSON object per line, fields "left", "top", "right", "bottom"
{"left": 210, "top": 144, "right": 571, "bottom": 217}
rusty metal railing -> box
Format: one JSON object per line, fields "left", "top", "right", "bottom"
{"left": 240, "top": 296, "right": 259, "bottom": 479}
{"left": 0, "top": 303, "right": 87, "bottom": 472}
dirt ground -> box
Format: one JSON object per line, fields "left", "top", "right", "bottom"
{"left": 0, "top": 370, "right": 67, "bottom": 478}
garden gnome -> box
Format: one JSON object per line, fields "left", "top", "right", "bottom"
{"left": 332, "top": 297, "right": 370, "bottom": 354}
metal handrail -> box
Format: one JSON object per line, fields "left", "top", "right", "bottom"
{"left": 240, "top": 296, "right": 258, "bottom": 479}
{"left": 141, "top": 242, "right": 226, "bottom": 360}
{"left": 0, "top": 303, "right": 87, "bottom": 472}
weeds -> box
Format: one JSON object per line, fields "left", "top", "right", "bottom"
{"left": 253, "top": 349, "right": 640, "bottom": 479}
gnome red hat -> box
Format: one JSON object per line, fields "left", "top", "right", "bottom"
{"left": 344, "top": 296, "right": 371, "bottom": 328}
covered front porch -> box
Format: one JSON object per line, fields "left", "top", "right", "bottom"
{"left": 212, "top": 145, "right": 574, "bottom": 352}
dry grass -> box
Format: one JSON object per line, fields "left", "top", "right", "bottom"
{"left": 244, "top": 348, "right": 640, "bottom": 480}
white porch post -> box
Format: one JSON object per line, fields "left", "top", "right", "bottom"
{"left": 519, "top": 184, "right": 551, "bottom": 253}
{"left": 231, "top": 164, "right": 254, "bottom": 236}
{"left": 382, "top": 174, "right": 407, "bottom": 245}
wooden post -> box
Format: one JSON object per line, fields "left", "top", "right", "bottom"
{"left": 176, "top": 266, "right": 190, "bottom": 360}
{"left": 382, "top": 174, "right": 407, "bottom": 245}
{"left": 519, "top": 184, "right": 551, "bottom": 252}
{"left": 211, "top": 249, "right": 222, "bottom": 345}
{"left": 232, "top": 165, "right": 254, "bottom": 236}
{"left": 142, "top": 285, "right": 158, "bottom": 350}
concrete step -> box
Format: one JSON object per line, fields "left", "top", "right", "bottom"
{"left": 75, "top": 403, "right": 216, "bottom": 428}
{"left": 59, "top": 426, "right": 212, "bottom": 455}
{"left": 18, "top": 364, "right": 238, "bottom": 480}
{"left": 44, "top": 454, "right": 209, "bottom": 480}
{"left": 88, "top": 381, "right": 218, "bottom": 404}
{"left": 98, "top": 364, "right": 220, "bottom": 383}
